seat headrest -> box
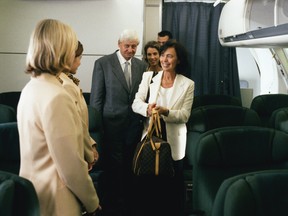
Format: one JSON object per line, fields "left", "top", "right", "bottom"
{"left": 192, "top": 94, "right": 242, "bottom": 109}
{"left": 250, "top": 94, "right": 288, "bottom": 115}
{"left": 250, "top": 94, "right": 288, "bottom": 127}
{"left": 213, "top": 170, "right": 288, "bottom": 216}
{"left": 269, "top": 107, "right": 288, "bottom": 132}
{"left": 187, "top": 105, "right": 261, "bottom": 132}
{"left": 0, "top": 104, "right": 16, "bottom": 123}
{"left": 194, "top": 126, "right": 288, "bottom": 166}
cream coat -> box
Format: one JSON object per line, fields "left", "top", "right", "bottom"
{"left": 17, "top": 73, "right": 99, "bottom": 216}
{"left": 59, "top": 73, "right": 95, "bottom": 163}
{"left": 132, "top": 71, "right": 194, "bottom": 160}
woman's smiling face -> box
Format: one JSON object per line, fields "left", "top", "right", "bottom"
{"left": 160, "top": 47, "right": 179, "bottom": 72}
{"left": 146, "top": 47, "right": 160, "bottom": 67}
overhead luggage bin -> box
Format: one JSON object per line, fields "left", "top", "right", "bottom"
{"left": 218, "top": 0, "right": 288, "bottom": 47}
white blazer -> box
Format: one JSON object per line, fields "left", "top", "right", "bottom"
{"left": 132, "top": 71, "right": 194, "bottom": 160}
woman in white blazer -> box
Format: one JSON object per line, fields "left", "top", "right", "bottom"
{"left": 132, "top": 40, "right": 194, "bottom": 216}
{"left": 17, "top": 19, "right": 100, "bottom": 216}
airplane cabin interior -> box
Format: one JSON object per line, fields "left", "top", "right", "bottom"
{"left": 1, "top": 0, "right": 288, "bottom": 216}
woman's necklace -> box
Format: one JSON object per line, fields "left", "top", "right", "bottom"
{"left": 55, "top": 72, "right": 80, "bottom": 86}
{"left": 63, "top": 72, "right": 80, "bottom": 86}
{"left": 161, "top": 74, "right": 175, "bottom": 88}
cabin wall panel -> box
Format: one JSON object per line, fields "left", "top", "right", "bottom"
{"left": 0, "top": 0, "right": 144, "bottom": 92}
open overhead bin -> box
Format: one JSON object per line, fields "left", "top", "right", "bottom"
{"left": 218, "top": 0, "right": 288, "bottom": 47}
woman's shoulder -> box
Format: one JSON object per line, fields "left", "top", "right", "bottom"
{"left": 177, "top": 74, "right": 194, "bottom": 84}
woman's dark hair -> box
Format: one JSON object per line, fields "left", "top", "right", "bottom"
{"left": 75, "top": 41, "right": 84, "bottom": 57}
{"left": 160, "top": 40, "right": 189, "bottom": 75}
{"left": 143, "top": 40, "right": 161, "bottom": 63}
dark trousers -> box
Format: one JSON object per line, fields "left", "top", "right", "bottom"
{"left": 99, "top": 117, "right": 143, "bottom": 216}
{"left": 132, "top": 160, "right": 186, "bottom": 216}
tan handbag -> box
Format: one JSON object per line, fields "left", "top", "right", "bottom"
{"left": 132, "top": 109, "right": 174, "bottom": 177}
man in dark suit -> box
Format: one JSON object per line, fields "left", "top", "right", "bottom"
{"left": 90, "top": 29, "right": 147, "bottom": 216}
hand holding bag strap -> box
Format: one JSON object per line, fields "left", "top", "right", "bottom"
{"left": 146, "top": 114, "right": 155, "bottom": 139}
{"left": 147, "top": 109, "right": 163, "bottom": 151}
{"left": 147, "top": 109, "right": 158, "bottom": 138}
{"left": 151, "top": 109, "right": 162, "bottom": 138}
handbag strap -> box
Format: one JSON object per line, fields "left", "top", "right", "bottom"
{"left": 147, "top": 109, "right": 162, "bottom": 139}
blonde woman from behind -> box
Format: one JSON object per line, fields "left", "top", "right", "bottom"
{"left": 17, "top": 19, "right": 100, "bottom": 216}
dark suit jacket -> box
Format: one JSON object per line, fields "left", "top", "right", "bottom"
{"left": 90, "top": 51, "right": 147, "bottom": 147}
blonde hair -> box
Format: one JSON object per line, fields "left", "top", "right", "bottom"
{"left": 26, "top": 19, "right": 78, "bottom": 76}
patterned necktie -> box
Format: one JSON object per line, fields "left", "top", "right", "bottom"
{"left": 124, "top": 61, "right": 131, "bottom": 89}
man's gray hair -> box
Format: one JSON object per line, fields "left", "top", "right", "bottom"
{"left": 118, "top": 29, "right": 139, "bottom": 44}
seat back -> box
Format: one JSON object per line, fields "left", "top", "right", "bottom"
{"left": 212, "top": 169, "right": 288, "bottom": 216}
{"left": 192, "top": 94, "right": 242, "bottom": 109}
{"left": 83, "top": 92, "right": 90, "bottom": 105}
{"left": 0, "top": 171, "right": 40, "bottom": 216}
{"left": 0, "top": 91, "right": 21, "bottom": 113}
{"left": 0, "top": 179, "right": 14, "bottom": 216}
{"left": 192, "top": 126, "right": 288, "bottom": 216}
{"left": 185, "top": 105, "right": 261, "bottom": 168}
{"left": 0, "top": 104, "right": 16, "bottom": 123}
{"left": 87, "top": 105, "right": 104, "bottom": 171}
{"left": 250, "top": 94, "right": 288, "bottom": 127}
{"left": 88, "top": 105, "right": 103, "bottom": 144}
{"left": 185, "top": 106, "right": 261, "bottom": 214}
{"left": 269, "top": 107, "right": 288, "bottom": 132}
{"left": 0, "top": 122, "right": 20, "bottom": 174}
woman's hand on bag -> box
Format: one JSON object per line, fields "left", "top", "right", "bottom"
{"left": 154, "top": 106, "right": 169, "bottom": 117}
{"left": 147, "top": 103, "right": 156, "bottom": 117}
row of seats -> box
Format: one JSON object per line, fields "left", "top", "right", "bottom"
{"left": 0, "top": 91, "right": 40, "bottom": 214}
{"left": 184, "top": 94, "right": 288, "bottom": 216}
{"left": 191, "top": 126, "right": 288, "bottom": 216}
{"left": 192, "top": 93, "right": 288, "bottom": 129}
{"left": 183, "top": 104, "right": 261, "bottom": 214}
{"left": 183, "top": 93, "right": 288, "bottom": 171}
{"left": 185, "top": 105, "right": 288, "bottom": 215}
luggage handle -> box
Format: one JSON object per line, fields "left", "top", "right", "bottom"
{"left": 147, "top": 109, "right": 162, "bottom": 139}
